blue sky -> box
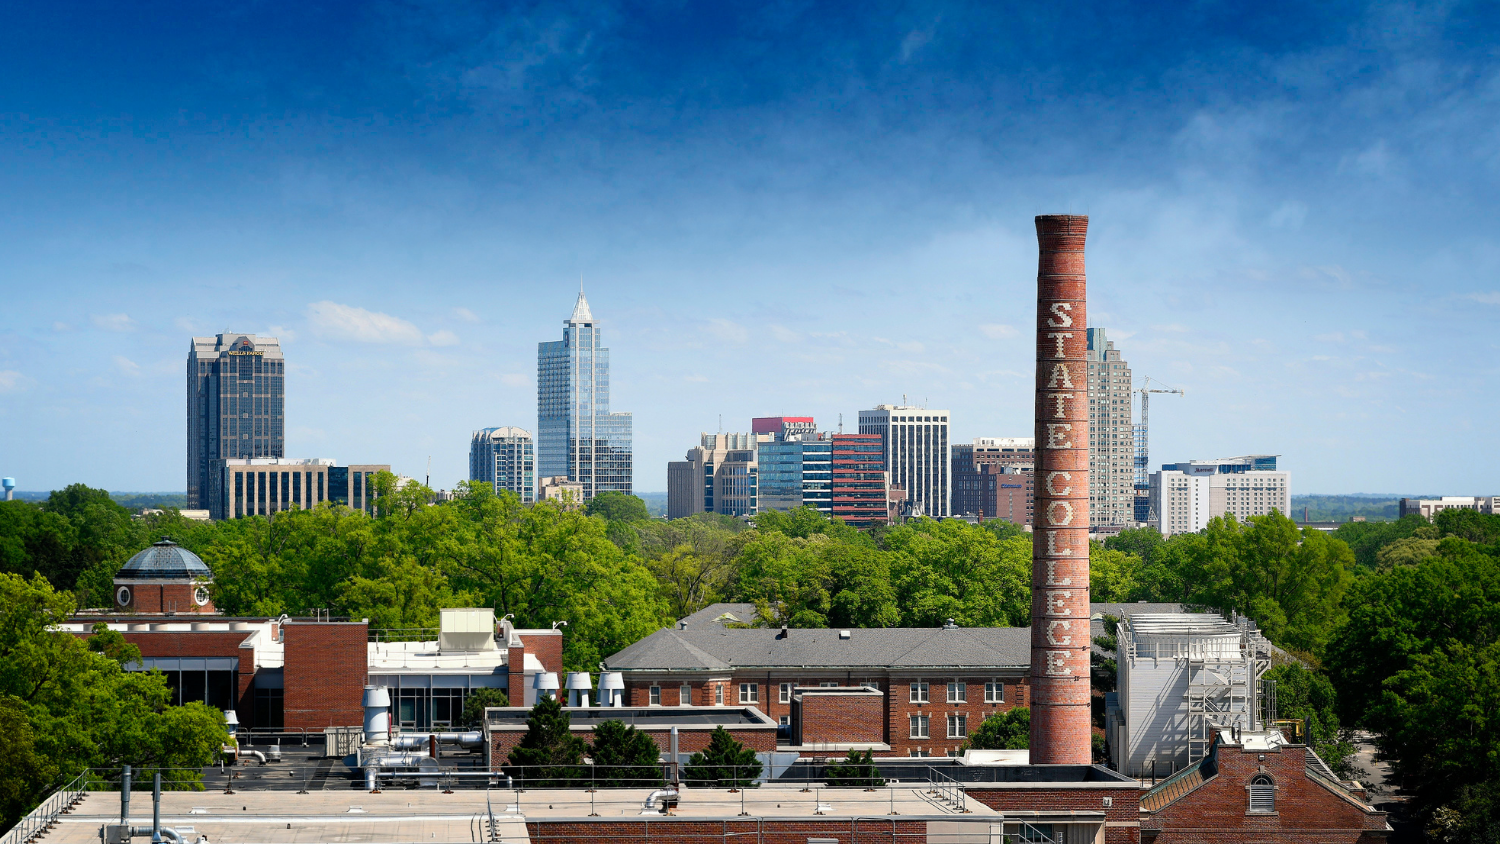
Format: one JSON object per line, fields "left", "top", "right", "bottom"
{"left": 2, "top": 1, "right": 1498, "bottom": 495}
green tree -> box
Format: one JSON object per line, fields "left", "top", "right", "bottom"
{"left": 458, "top": 688, "right": 509, "bottom": 729}
{"left": 885, "top": 519, "right": 1030, "bottom": 627}
{"left": 505, "top": 696, "right": 585, "bottom": 786}
{"left": 1374, "top": 537, "right": 1440, "bottom": 570}
{"left": 682, "top": 726, "right": 762, "bottom": 787}
{"left": 588, "top": 720, "right": 664, "bottom": 787}
{"left": 1103, "top": 526, "right": 1164, "bottom": 563}
{"left": 824, "top": 749, "right": 884, "bottom": 788}
{"left": 586, "top": 492, "right": 651, "bottom": 523}
{"left": 1089, "top": 544, "right": 1142, "bottom": 603}
{"left": 960, "top": 707, "right": 1030, "bottom": 751}
{"left": 1262, "top": 663, "right": 1354, "bottom": 776}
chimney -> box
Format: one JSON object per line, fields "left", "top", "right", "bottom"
{"left": 1029, "top": 214, "right": 1092, "bottom": 765}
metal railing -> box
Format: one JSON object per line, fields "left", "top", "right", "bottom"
{"left": 0, "top": 771, "right": 89, "bottom": 844}
{"left": 925, "top": 766, "right": 968, "bottom": 812}
{"left": 368, "top": 627, "right": 440, "bottom": 643}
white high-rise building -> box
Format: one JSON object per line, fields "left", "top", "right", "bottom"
{"left": 858, "top": 404, "right": 949, "bottom": 518}
{"left": 470, "top": 427, "right": 535, "bottom": 503}
{"left": 1150, "top": 459, "right": 1291, "bottom": 537}
{"left": 1087, "top": 328, "right": 1134, "bottom": 527}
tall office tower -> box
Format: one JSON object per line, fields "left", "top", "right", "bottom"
{"left": 756, "top": 433, "right": 832, "bottom": 514}
{"left": 1086, "top": 328, "right": 1134, "bottom": 528}
{"left": 470, "top": 427, "right": 535, "bottom": 503}
{"left": 667, "top": 432, "right": 763, "bottom": 518}
{"left": 857, "top": 405, "right": 950, "bottom": 518}
{"left": 537, "top": 292, "right": 633, "bottom": 501}
{"left": 830, "top": 433, "right": 887, "bottom": 528}
{"left": 188, "top": 333, "right": 286, "bottom": 510}
{"left": 952, "top": 437, "right": 1036, "bottom": 521}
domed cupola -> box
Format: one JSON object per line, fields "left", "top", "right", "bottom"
{"left": 114, "top": 538, "right": 215, "bottom": 614}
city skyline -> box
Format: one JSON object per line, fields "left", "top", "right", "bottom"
{"left": 5, "top": 3, "right": 1500, "bottom": 495}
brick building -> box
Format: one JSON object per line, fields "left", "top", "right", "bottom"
{"left": 1140, "top": 728, "right": 1391, "bottom": 843}
{"left": 830, "top": 433, "right": 887, "bottom": 528}
{"left": 951, "top": 437, "right": 1034, "bottom": 522}
{"left": 601, "top": 611, "right": 1029, "bottom": 757}
{"left": 485, "top": 705, "right": 778, "bottom": 767}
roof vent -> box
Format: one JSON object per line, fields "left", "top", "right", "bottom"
{"left": 777, "top": 626, "right": 788, "bottom": 639}
{"left": 678, "top": 621, "right": 688, "bottom": 630}
{"left": 838, "top": 630, "right": 851, "bottom": 640}
{"left": 943, "top": 618, "right": 959, "bottom": 630}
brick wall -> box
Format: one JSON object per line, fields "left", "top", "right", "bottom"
{"left": 1144, "top": 742, "right": 1389, "bottom": 843}
{"left": 282, "top": 621, "right": 367, "bottom": 730}
{"left": 970, "top": 785, "right": 1139, "bottom": 844}
{"left": 115, "top": 581, "right": 214, "bottom": 614}
{"left": 108, "top": 629, "right": 258, "bottom": 722}
{"left": 518, "top": 630, "right": 564, "bottom": 675}
{"left": 886, "top": 677, "right": 1029, "bottom": 757}
{"left": 796, "top": 692, "right": 884, "bottom": 745}
{"left": 525, "top": 817, "right": 927, "bottom": 844}
{"left": 622, "top": 674, "right": 1029, "bottom": 756}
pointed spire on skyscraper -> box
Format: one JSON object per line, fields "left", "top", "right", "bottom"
{"left": 569, "top": 286, "right": 593, "bottom": 323}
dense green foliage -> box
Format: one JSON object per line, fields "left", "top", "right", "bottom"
{"left": 682, "top": 726, "right": 761, "bottom": 787}
{"left": 0, "top": 574, "right": 226, "bottom": 831}
{"left": 1262, "top": 663, "right": 1354, "bottom": 775}
{"left": 587, "top": 719, "right": 665, "bottom": 787}
{"left": 960, "top": 707, "right": 1031, "bottom": 752}
{"left": 824, "top": 749, "right": 885, "bottom": 787}
{"left": 457, "top": 688, "right": 509, "bottom": 729}
{"left": 505, "top": 696, "right": 585, "bottom": 786}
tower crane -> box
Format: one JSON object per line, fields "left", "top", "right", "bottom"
{"left": 1133, "top": 377, "right": 1185, "bottom": 523}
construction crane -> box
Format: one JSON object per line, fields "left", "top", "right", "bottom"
{"left": 1133, "top": 377, "right": 1185, "bottom": 523}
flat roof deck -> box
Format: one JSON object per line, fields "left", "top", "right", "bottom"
{"left": 486, "top": 706, "right": 776, "bottom": 728}
{"left": 46, "top": 786, "right": 996, "bottom": 844}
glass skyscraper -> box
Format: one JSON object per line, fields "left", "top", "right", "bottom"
{"left": 537, "top": 292, "right": 632, "bottom": 500}
{"left": 187, "top": 333, "right": 285, "bottom": 510}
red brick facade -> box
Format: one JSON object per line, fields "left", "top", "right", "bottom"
{"left": 282, "top": 620, "right": 368, "bottom": 730}
{"left": 113, "top": 580, "right": 215, "bottom": 614}
{"left": 101, "top": 629, "right": 258, "bottom": 719}
{"left": 793, "top": 689, "right": 884, "bottom": 746}
{"left": 623, "top": 673, "right": 1028, "bottom": 756}
{"left": 519, "top": 629, "right": 563, "bottom": 676}
{"left": 488, "top": 718, "right": 777, "bottom": 767}
{"left": 1141, "top": 739, "right": 1390, "bottom": 844}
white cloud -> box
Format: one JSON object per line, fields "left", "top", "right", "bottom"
{"left": 1315, "top": 332, "right": 1345, "bottom": 343}
{"left": 113, "top": 356, "right": 141, "bottom": 376}
{"left": 500, "top": 373, "right": 528, "bottom": 387}
{"left": 92, "top": 313, "right": 135, "bottom": 332}
{"left": 428, "top": 330, "right": 460, "bottom": 346}
{"left": 453, "top": 307, "right": 480, "bottom": 323}
{"left": 979, "top": 324, "right": 1018, "bottom": 339}
{"left": 52, "top": 322, "right": 70, "bottom": 332}
{"left": 1152, "top": 324, "right": 1191, "bottom": 333}
{"left": 267, "top": 325, "right": 298, "bottom": 342}
{"left": 897, "top": 341, "right": 924, "bottom": 353}
{"left": 0, "top": 370, "right": 25, "bottom": 392}
{"left": 706, "top": 319, "right": 748, "bottom": 344}
{"left": 769, "top": 325, "right": 800, "bottom": 344}
{"left": 1467, "top": 292, "right": 1500, "bottom": 305}
{"left": 683, "top": 374, "right": 710, "bottom": 383}
{"left": 306, "top": 301, "right": 424, "bottom": 344}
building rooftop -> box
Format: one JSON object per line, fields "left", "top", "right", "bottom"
{"left": 676, "top": 602, "right": 758, "bottom": 629}
{"left": 604, "top": 626, "right": 1030, "bottom": 672}
{"left": 116, "top": 539, "right": 212, "bottom": 580}
{"left": 486, "top": 705, "right": 777, "bottom": 729}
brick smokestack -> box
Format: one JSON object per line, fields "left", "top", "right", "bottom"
{"left": 1030, "top": 215, "right": 1092, "bottom": 765}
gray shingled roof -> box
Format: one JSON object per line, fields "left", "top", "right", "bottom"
{"left": 117, "top": 539, "right": 212, "bottom": 580}
{"left": 604, "top": 625, "right": 1029, "bottom": 671}
{"left": 677, "top": 603, "right": 759, "bottom": 629}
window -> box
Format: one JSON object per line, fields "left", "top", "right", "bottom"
{"left": 947, "top": 679, "right": 966, "bottom": 703}
{"left": 948, "top": 714, "right": 967, "bottom": 738}
{"left": 779, "top": 715, "right": 790, "bottom": 726}
{"left": 985, "top": 681, "right": 1004, "bottom": 703}
{"left": 909, "top": 715, "right": 929, "bottom": 739}
{"left": 1248, "top": 774, "right": 1275, "bottom": 813}
{"left": 739, "top": 683, "right": 758, "bottom": 704}
{"left": 908, "top": 749, "right": 929, "bottom": 758}
{"left": 714, "top": 684, "right": 724, "bottom": 706}
{"left": 820, "top": 681, "right": 837, "bottom": 688}
{"left": 780, "top": 683, "right": 792, "bottom": 703}
{"left": 649, "top": 685, "right": 661, "bottom": 706}
{"left": 680, "top": 684, "right": 692, "bottom": 706}
{"left": 910, "top": 680, "right": 929, "bottom": 703}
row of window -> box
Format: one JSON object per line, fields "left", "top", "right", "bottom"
{"left": 908, "top": 713, "right": 969, "bottom": 739}
{"left": 645, "top": 679, "right": 1008, "bottom": 706}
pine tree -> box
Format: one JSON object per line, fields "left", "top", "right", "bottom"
{"left": 682, "top": 726, "right": 762, "bottom": 788}
{"left": 824, "top": 749, "right": 884, "bottom": 788}
{"left": 589, "top": 720, "right": 665, "bottom": 787}
{"left": 505, "top": 696, "right": 585, "bottom": 786}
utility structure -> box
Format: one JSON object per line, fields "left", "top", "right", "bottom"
{"left": 1132, "top": 377, "right": 1184, "bottom": 524}
{"left": 1029, "top": 214, "right": 1092, "bottom": 765}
